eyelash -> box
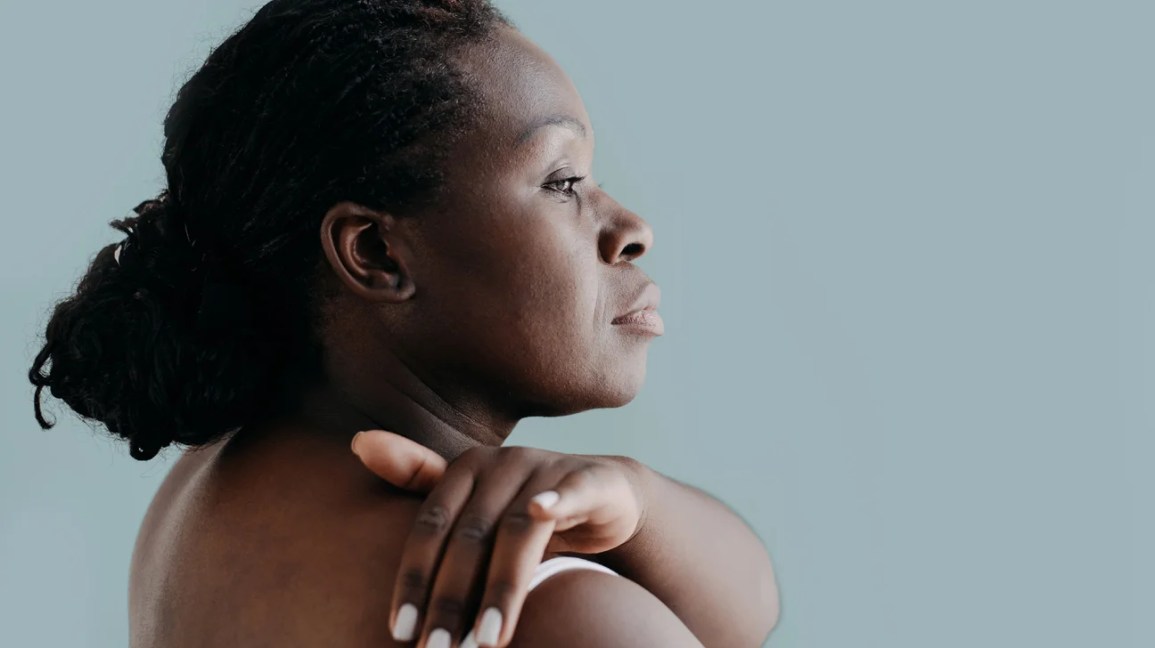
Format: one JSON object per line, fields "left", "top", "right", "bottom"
{"left": 544, "top": 175, "right": 588, "bottom": 198}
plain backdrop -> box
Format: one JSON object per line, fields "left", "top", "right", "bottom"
{"left": 2, "top": 1, "right": 1152, "bottom": 646}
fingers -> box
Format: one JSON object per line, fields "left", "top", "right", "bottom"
{"left": 528, "top": 466, "right": 606, "bottom": 531}
{"left": 415, "top": 463, "right": 551, "bottom": 648}
{"left": 383, "top": 446, "right": 638, "bottom": 647}
{"left": 528, "top": 464, "right": 644, "bottom": 556}
{"left": 465, "top": 472, "right": 561, "bottom": 647}
{"left": 389, "top": 466, "right": 475, "bottom": 644}
{"left": 352, "top": 430, "right": 447, "bottom": 492}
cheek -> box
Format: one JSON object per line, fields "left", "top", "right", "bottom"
{"left": 424, "top": 207, "right": 600, "bottom": 350}
{"left": 467, "top": 226, "right": 610, "bottom": 389}
{"left": 498, "top": 223, "right": 601, "bottom": 349}
{"left": 414, "top": 199, "right": 644, "bottom": 410}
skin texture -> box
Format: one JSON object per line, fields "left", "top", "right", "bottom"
{"left": 350, "top": 431, "right": 649, "bottom": 647}
{"left": 129, "top": 25, "right": 777, "bottom": 648}
{"left": 313, "top": 25, "right": 659, "bottom": 457}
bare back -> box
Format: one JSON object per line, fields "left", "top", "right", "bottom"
{"left": 128, "top": 426, "right": 704, "bottom": 648}
{"left": 129, "top": 426, "right": 421, "bottom": 648}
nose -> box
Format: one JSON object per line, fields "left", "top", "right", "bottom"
{"left": 598, "top": 197, "right": 654, "bottom": 265}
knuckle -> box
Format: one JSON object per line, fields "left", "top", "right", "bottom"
{"left": 580, "top": 462, "right": 609, "bottom": 484}
{"left": 428, "top": 596, "right": 468, "bottom": 623}
{"left": 567, "top": 465, "right": 598, "bottom": 487}
{"left": 460, "top": 445, "right": 493, "bottom": 465}
{"left": 400, "top": 567, "right": 429, "bottom": 593}
{"left": 502, "top": 445, "right": 533, "bottom": 460}
{"left": 486, "top": 580, "right": 517, "bottom": 602}
{"left": 414, "top": 505, "right": 452, "bottom": 535}
{"left": 502, "top": 445, "right": 554, "bottom": 467}
{"left": 501, "top": 509, "right": 535, "bottom": 533}
{"left": 611, "top": 454, "right": 642, "bottom": 473}
{"left": 455, "top": 514, "right": 493, "bottom": 543}
{"left": 577, "top": 461, "right": 602, "bottom": 477}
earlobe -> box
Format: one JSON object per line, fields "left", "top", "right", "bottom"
{"left": 319, "top": 201, "right": 416, "bottom": 303}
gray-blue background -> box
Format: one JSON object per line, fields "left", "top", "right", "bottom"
{"left": 2, "top": 1, "right": 1151, "bottom": 646}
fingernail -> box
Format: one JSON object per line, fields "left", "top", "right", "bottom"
{"left": 461, "top": 630, "right": 479, "bottom": 648}
{"left": 392, "top": 603, "right": 418, "bottom": 641}
{"left": 427, "top": 628, "right": 451, "bottom": 648}
{"left": 531, "top": 490, "right": 560, "bottom": 511}
{"left": 477, "top": 607, "right": 503, "bottom": 646}
{"left": 350, "top": 431, "right": 365, "bottom": 456}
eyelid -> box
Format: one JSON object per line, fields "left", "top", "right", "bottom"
{"left": 546, "top": 165, "right": 577, "bottom": 180}
{"left": 543, "top": 174, "right": 586, "bottom": 197}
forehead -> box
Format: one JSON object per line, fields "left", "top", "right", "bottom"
{"left": 453, "top": 27, "right": 591, "bottom": 155}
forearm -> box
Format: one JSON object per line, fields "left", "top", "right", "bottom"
{"left": 591, "top": 457, "right": 780, "bottom": 648}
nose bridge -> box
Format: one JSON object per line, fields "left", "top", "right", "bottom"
{"left": 596, "top": 190, "right": 653, "bottom": 264}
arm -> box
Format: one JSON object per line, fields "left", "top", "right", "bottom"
{"left": 510, "top": 569, "right": 704, "bottom": 648}
{"left": 350, "top": 432, "right": 778, "bottom": 647}
{"left": 589, "top": 457, "right": 781, "bottom": 648}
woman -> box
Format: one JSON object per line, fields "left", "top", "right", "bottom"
{"left": 29, "top": 1, "right": 779, "bottom": 646}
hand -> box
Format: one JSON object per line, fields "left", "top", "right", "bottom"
{"left": 350, "top": 430, "right": 649, "bottom": 648}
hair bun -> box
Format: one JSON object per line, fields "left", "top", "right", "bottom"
{"left": 111, "top": 191, "right": 196, "bottom": 275}
{"left": 30, "top": 0, "right": 512, "bottom": 460}
{"left": 29, "top": 191, "right": 268, "bottom": 460}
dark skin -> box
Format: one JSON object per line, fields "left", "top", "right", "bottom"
{"left": 129, "top": 25, "right": 778, "bottom": 648}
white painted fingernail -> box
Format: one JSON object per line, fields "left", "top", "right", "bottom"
{"left": 392, "top": 603, "right": 418, "bottom": 641}
{"left": 461, "top": 630, "right": 479, "bottom": 648}
{"left": 427, "top": 628, "right": 452, "bottom": 648}
{"left": 477, "top": 607, "right": 504, "bottom": 646}
{"left": 531, "top": 490, "right": 560, "bottom": 511}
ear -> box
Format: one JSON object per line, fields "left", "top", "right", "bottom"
{"left": 319, "top": 201, "right": 417, "bottom": 302}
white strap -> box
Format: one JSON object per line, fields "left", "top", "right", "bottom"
{"left": 461, "top": 557, "right": 622, "bottom": 647}
{"left": 527, "top": 556, "right": 619, "bottom": 592}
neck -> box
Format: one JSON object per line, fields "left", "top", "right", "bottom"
{"left": 283, "top": 346, "right": 518, "bottom": 462}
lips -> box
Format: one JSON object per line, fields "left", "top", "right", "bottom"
{"left": 613, "top": 308, "right": 662, "bottom": 324}
{"left": 612, "top": 282, "right": 664, "bottom": 335}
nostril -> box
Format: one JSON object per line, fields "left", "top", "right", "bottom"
{"left": 621, "top": 242, "right": 645, "bottom": 260}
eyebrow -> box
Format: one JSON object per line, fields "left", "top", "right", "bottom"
{"left": 515, "top": 114, "right": 589, "bottom": 147}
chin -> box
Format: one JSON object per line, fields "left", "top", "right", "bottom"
{"left": 597, "top": 359, "right": 650, "bottom": 407}
{"left": 600, "top": 375, "right": 647, "bottom": 408}
{"left": 533, "top": 365, "right": 648, "bottom": 417}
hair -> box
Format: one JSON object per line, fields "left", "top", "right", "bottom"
{"left": 28, "top": 0, "right": 512, "bottom": 461}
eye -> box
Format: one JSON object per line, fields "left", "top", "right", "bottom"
{"left": 543, "top": 175, "right": 587, "bottom": 198}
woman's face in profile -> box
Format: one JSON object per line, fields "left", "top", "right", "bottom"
{"left": 393, "top": 25, "right": 660, "bottom": 417}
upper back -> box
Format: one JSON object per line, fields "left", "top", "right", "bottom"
{"left": 128, "top": 426, "right": 703, "bottom": 648}
{"left": 129, "top": 426, "right": 420, "bottom": 648}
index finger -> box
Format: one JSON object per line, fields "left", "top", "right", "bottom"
{"left": 352, "top": 430, "right": 448, "bottom": 493}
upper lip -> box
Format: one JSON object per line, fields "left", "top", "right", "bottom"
{"left": 612, "top": 282, "right": 661, "bottom": 323}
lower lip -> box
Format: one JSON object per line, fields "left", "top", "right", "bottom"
{"left": 612, "top": 310, "right": 664, "bottom": 336}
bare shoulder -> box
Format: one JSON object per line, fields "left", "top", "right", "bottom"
{"left": 510, "top": 569, "right": 705, "bottom": 648}
{"left": 130, "top": 431, "right": 424, "bottom": 648}
{"left": 130, "top": 430, "right": 700, "bottom": 648}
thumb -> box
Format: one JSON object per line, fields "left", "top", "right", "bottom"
{"left": 351, "top": 430, "right": 447, "bottom": 493}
